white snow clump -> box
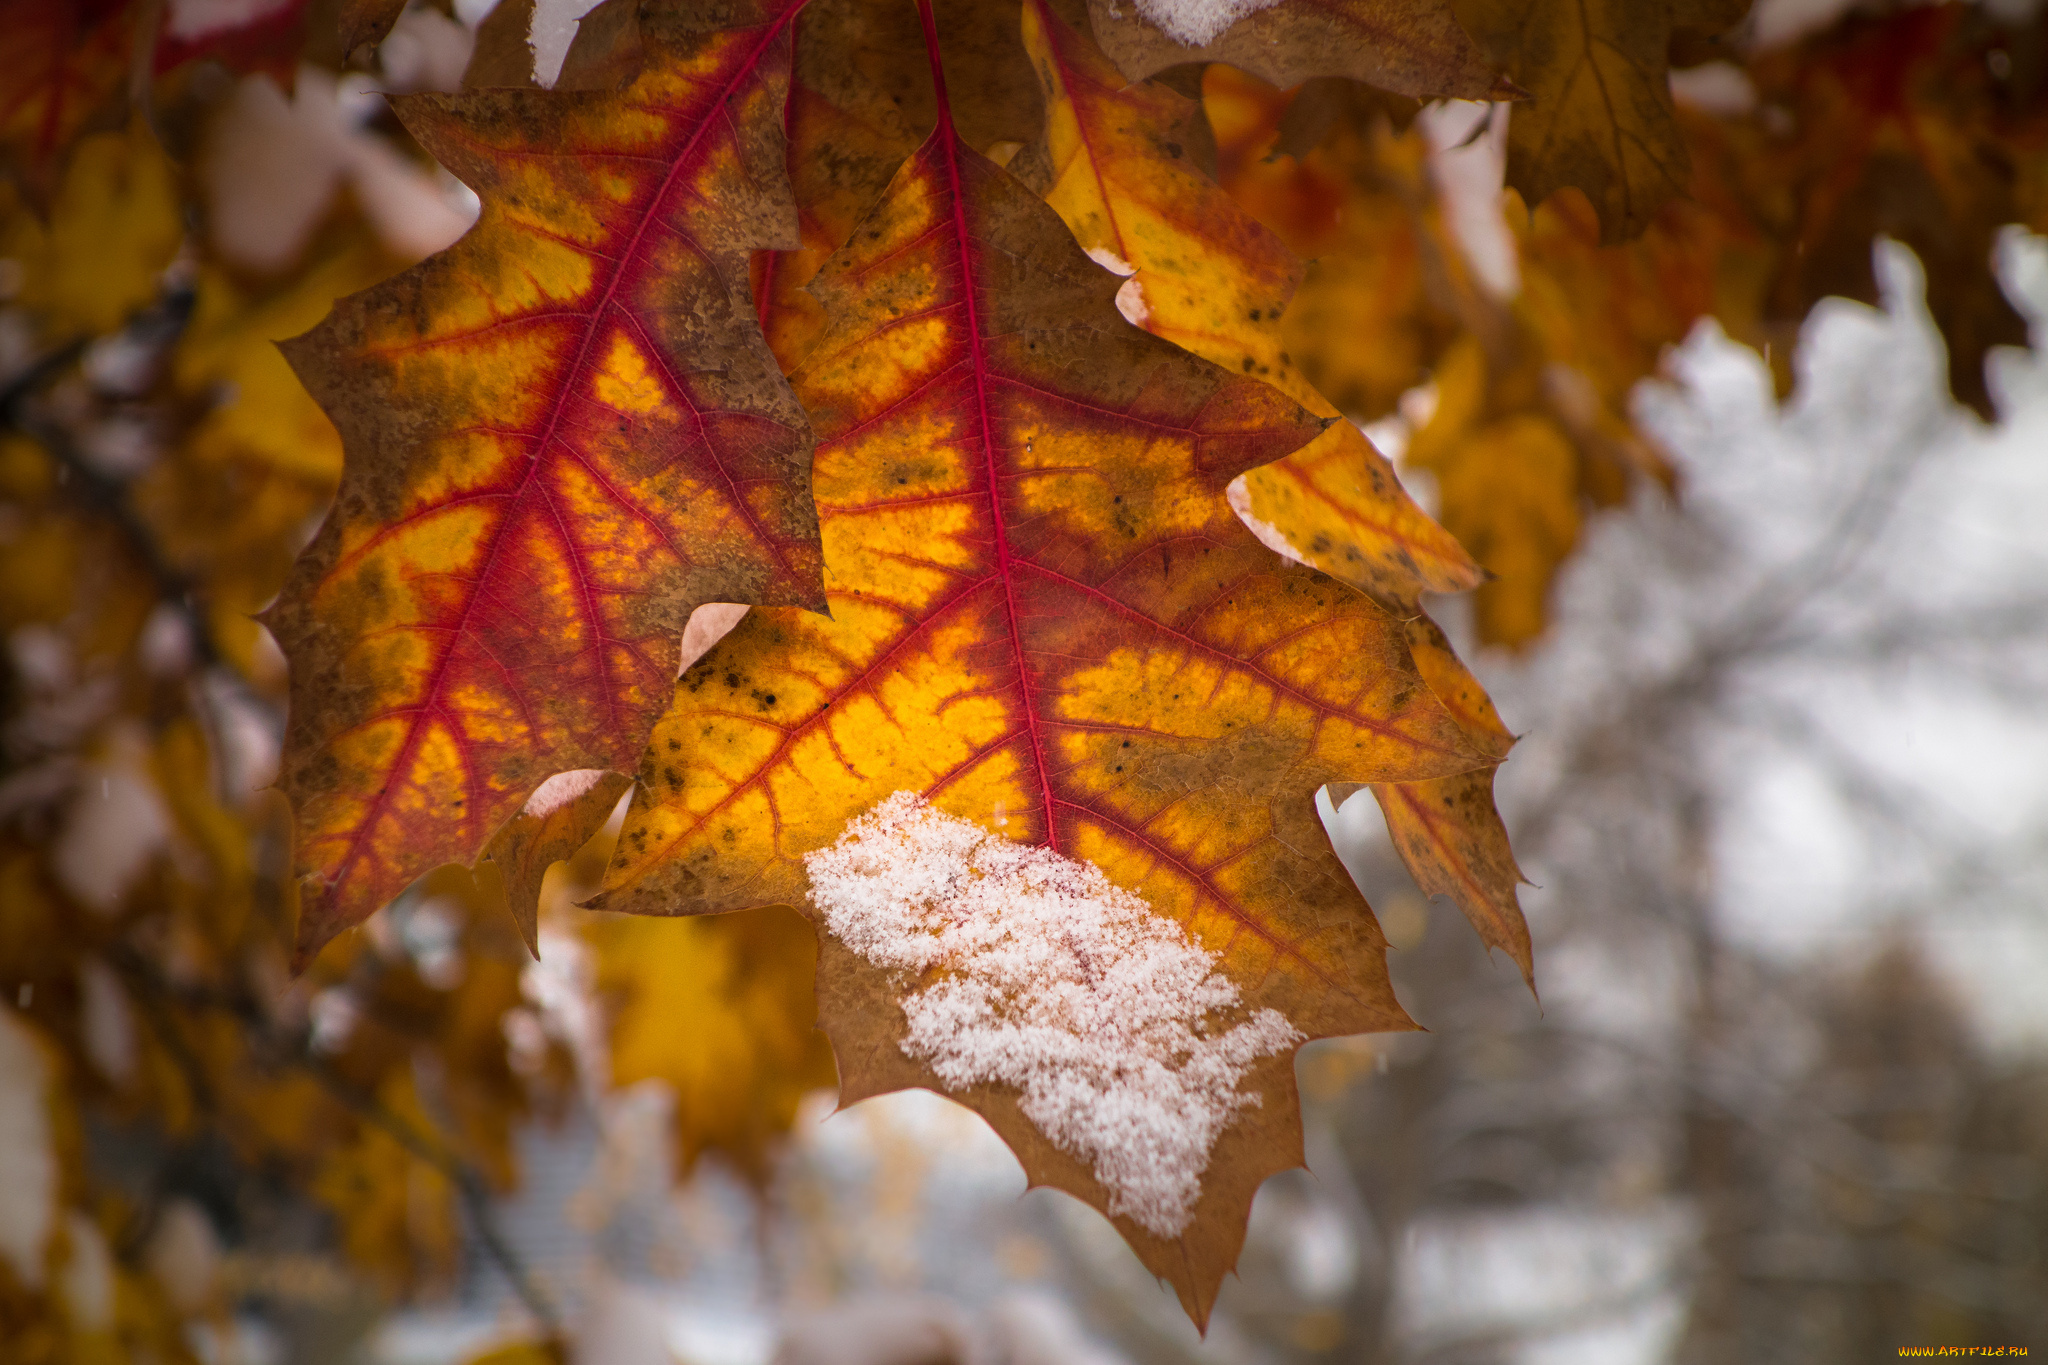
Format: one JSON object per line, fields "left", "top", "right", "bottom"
{"left": 804, "top": 792, "right": 1302, "bottom": 1238}
{"left": 1133, "top": 0, "right": 1283, "bottom": 48}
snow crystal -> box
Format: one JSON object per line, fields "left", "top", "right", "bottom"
{"left": 803, "top": 793, "right": 1302, "bottom": 1238}
{"left": 1133, "top": 0, "right": 1283, "bottom": 48}
{"left": 1225, "top": 474, "right": 1311, "bottom": 569}
{"left": 1085, "top": 246, "right": 1137, "bottom": 277}
{"left": 1114, "top": 277, "right": 1151, "bottom": 329}
{"left": 522, "top": 768, "right": 610, "bottom": 819}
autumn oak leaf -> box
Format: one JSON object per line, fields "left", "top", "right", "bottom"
{"left": 269, "top": 0, "right": 826, "bottom": 966}
{"left": 1022, "top": 0, "right": 1480, "bottom": 612}
{"left": 592, "top": 0, "right": 1486, "bottom": 1323}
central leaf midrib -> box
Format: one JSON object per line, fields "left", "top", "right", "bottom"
{"left": 932, "top": 136, "right": 1062, "bottom": 851}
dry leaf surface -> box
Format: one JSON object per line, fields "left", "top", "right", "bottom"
{"left": 269, "top": 0, "right": 827, "bottom": 963}
{"left": 593, "top": 0, "right": 1488, "bottom": 1321}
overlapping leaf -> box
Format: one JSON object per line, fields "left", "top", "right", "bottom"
{"left": 594, "top": 2, "right": 1487, "bottom": 1320}
{"left": 1083, "top": 0, "right": 1504, "bottom": 101}
{"left": 479, "top": 771, "right": 632, "bottom": 958}
{"left": 1023, "top": 2, "right": 1480, "bottom": 611}
{"left": 751, "top": 0, "right": 1080, "bottom": 373}
{"left": 268, "top": 0, "right": 827, "bottom": 965}
{"left": 1333, "top": 614, "right": 1529, "bottom": 985}
{"left": 1452, "top": 0, "right": 1747, "bottom": 242}
{"left": 1206, "top": 71, "right": 1689, "bottom": 644}
{"left": 1016, "top": 12, "right": 1529, "bottom": 984}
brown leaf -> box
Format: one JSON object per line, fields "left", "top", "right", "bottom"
{"left": 339, "top": 0, "right": 413, "bottom": 59}
{"left": 478, "top": 772, "right": 631, "bottom": 959}
{"left": 1453, "top": 0, "right": 1694, "bottom": 242}
{"left": 461, "top": 0, "right": 540, "bottom": 89}
{"left": 1745, "top": 7, "right": 2027, "bottom": 418}
{"left": 1084, "top": 0, "right": 1506, "bottom": 100}
{"left": 556, "top": 0, "right": 647, "bottom": 90}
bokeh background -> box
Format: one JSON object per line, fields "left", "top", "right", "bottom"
{"left": 4, "top": 0, "right": 2047, "bottom": 1361}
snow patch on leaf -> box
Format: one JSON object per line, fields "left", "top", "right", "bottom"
{"left": 1086, "top": 246, "right": 1137, "bottom": 277}
{"left": 1225, "top": 473, "right": 1311, "bottom": 568}
{"left": 522, "top": 768, "right": 611, "bottom": 819}
{"left": 1134, "top": 0, "right": 1284, "bottom": 48}
{"left": 1114, "top": 276, "right": 1151, "bottom": 328}
{"left": 804, "top": 793, "right": 1302, "bottom": 1238}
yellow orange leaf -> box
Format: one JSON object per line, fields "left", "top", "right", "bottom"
{"left": 1355, "top": 617, "right": 1527, "bottom": 987}
{"left": 463, "top": 1341, "right": 567, "bottom": 1365}
{"left": 596, "top": 4, "right": 1487, "bottom": 1323}
{"left": 752, "top": 0, "right": 1080, "bottom": 374}
{"left": 172, "top": 225, "right": 406, "bottom": 484}
{"left": 0, "top": 118, "right": 180, "bottom": 344}
{"left": 266, "top": 1, "right": 830, "bottom": 964}
{"left": 1023, "top": 2, "right": 1479, "bottom": 610}
{"left": 311, "top": 1073, "right": 459, "bottom": 1290}
{"left": 1369, "top": 769, "right": 1531, "bottom": 986}
{"left": 1407, "top": 337, "right": 1583, "bottom": 647}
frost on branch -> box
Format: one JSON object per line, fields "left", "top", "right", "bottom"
{"left": 803, "top": 793, "right": 1302, "bottom": 1238}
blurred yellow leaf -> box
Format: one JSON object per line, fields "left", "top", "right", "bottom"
{"left": 463, "top": 1340, "right": 567, "bottom": 1365}
{"left": 1407, "top": 338, "right": 1583, "bottom": 646}
{"left": 172, "top": 222, "right": 404, "bottom": 484}
{"left": 0, "top": 118, "right": 180, "bottom": 344}
{"left": 311, "top": 1073, "right": 459, "bottom": 1290}
{"left": 590, "top": 906, "right": 835, "bottom": 1182}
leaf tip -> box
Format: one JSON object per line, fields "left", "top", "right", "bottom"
{"left": 1489, "top": 73, "right": 1532, "bottom": 102}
